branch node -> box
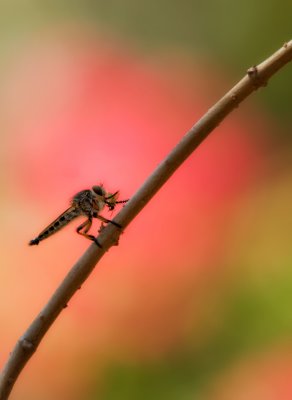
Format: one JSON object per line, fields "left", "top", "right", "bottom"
{"left": 39, "top": 314, "right": 45, "bottom": 321}
{"left": 247, "top": 65, "right": 268, "bottom": 88}
{"left": 19, "top": 338, "right": 34, "bottom": 351}
{"left": 230, "top": 93, "right": 239, "bottom": 107}
{"left": 247, "top": 65, "right": 258, "bottom": 76}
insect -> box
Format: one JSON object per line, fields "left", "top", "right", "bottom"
{"left": 29, "top": 185, "right": 128, "bottom": 247}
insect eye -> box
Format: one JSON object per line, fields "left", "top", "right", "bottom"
{"left": 92, "top": 185, "right": 104, "bottom": 196}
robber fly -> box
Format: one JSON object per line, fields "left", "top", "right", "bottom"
{"left": 29, "top": 185, "right": 128, "bottom": 247}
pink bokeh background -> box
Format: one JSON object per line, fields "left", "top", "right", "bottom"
{"left": 1, "top": 25, "right": 291, "bottom": 400}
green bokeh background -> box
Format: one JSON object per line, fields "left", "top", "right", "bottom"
{"left": 1, "top": 0, "right": 291, "bottom": 121}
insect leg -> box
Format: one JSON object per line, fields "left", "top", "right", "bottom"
{"left": 92, "top": 212, "right": 122, "bottom": 228}
{"left": 76, "top": 218, "right": 102, "bottom": 248}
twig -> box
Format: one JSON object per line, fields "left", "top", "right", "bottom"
{"left": 1, "top": 40, "right": 292, "bottom": 400}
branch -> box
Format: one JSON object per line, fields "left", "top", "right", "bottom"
{"left": 1, "top": 40, "right": 292, "bottom": 400}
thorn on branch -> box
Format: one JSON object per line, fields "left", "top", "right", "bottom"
{"left": 98, "top": 223, "right": 105, "bottom": 233}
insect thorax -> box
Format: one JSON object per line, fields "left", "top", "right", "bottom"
{"left": 71, "top": 189, "right": 105, "bottom": 215}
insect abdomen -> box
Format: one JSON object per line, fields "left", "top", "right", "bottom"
{"left": 29, "top": 207, "right": 81, "bottom": 245}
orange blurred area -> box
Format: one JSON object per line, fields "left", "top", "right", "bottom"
{"left": 0, "top": 23, "right": 291, "bottom": 400}
{"left": 208, "top": 347, "right": 292, "bottom": 400}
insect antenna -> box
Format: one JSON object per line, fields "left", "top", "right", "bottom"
{"left": 115, "top": 199, "right": 129, "bottom": 204}
{"left": 104, "top": 190, "right": 128, "bottom": 210}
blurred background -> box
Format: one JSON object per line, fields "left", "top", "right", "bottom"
{"left": 0, "top": 1, "right": 291, "bottom": 399}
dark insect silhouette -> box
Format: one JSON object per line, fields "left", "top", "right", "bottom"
{"left": 29, "top": 185, "right": 128, "bottom": 247}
